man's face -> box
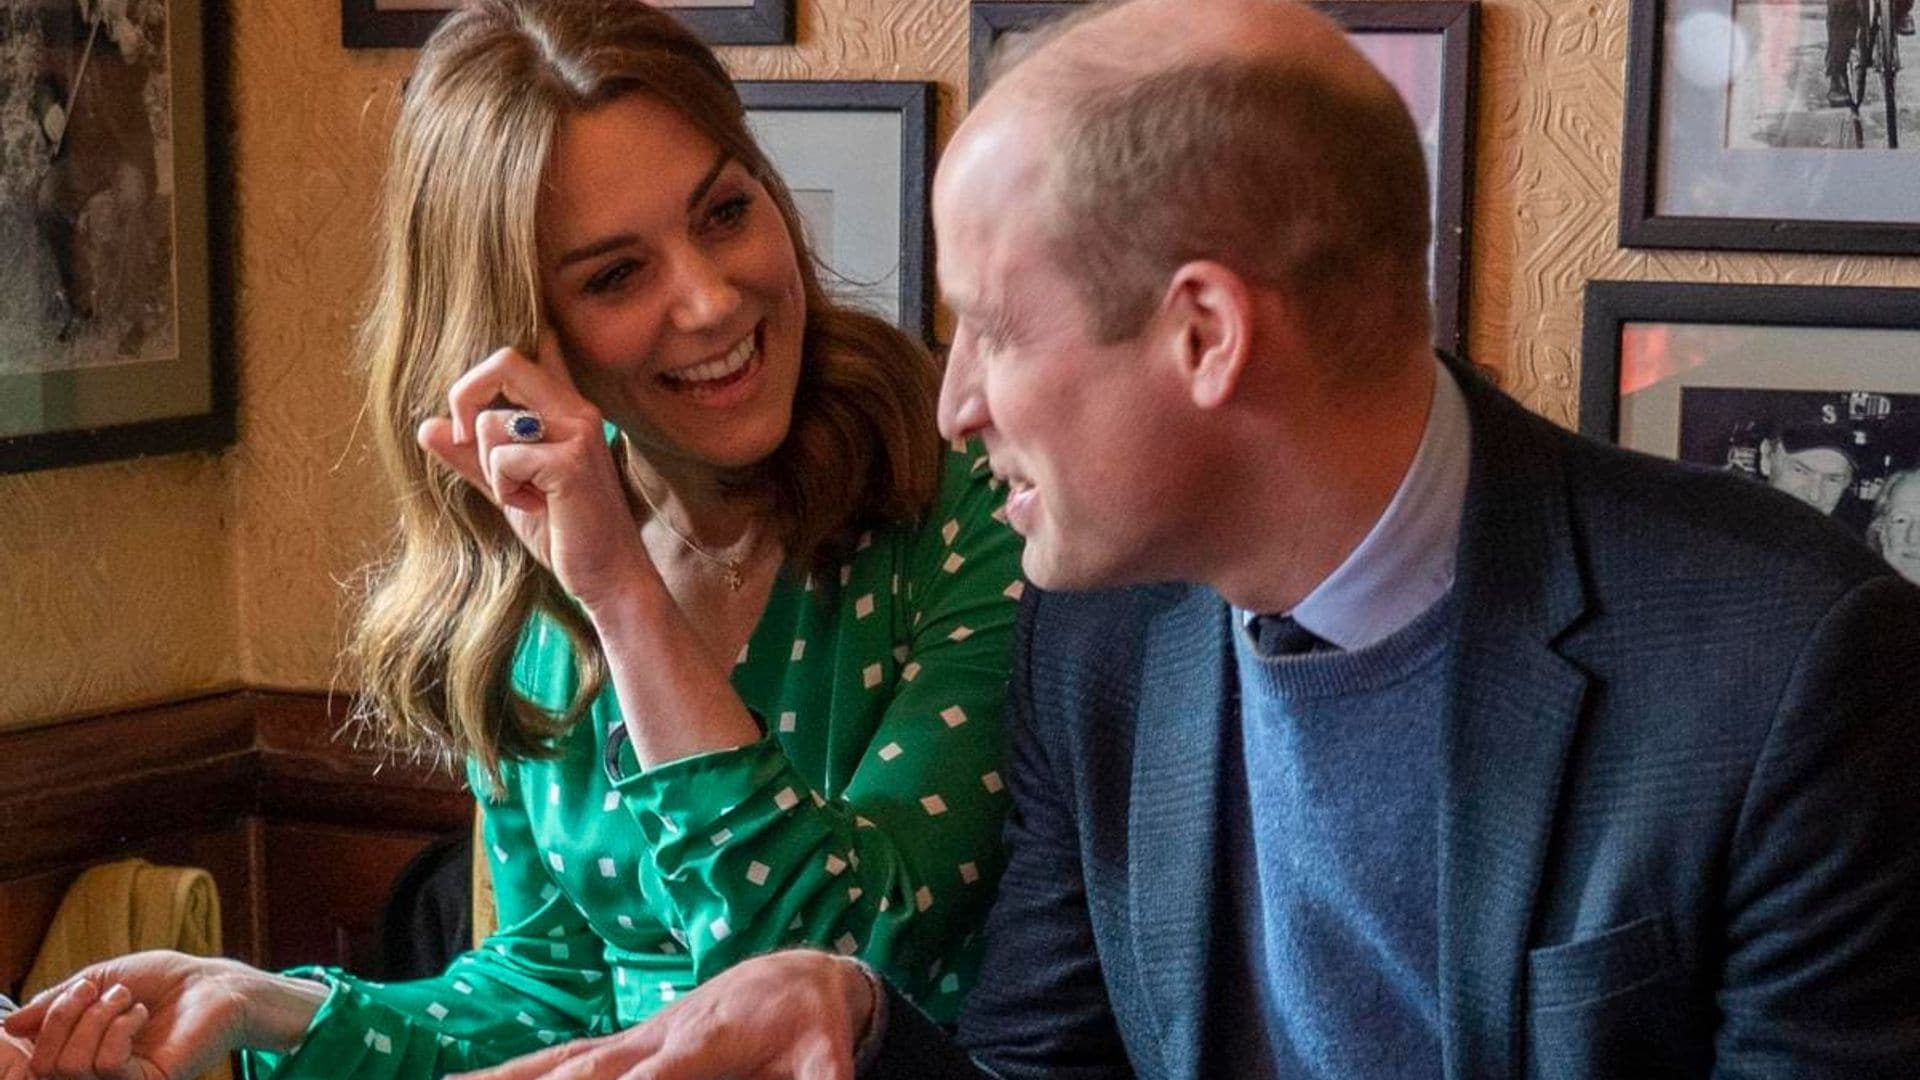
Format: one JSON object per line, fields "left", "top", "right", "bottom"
{"left": 932, "top": 117, "right": 1192, "bottom": 591}
{"left": 1765, "top": 442, "right": 1855, "bottom": 515}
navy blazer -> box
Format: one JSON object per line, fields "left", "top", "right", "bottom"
{"left": 867, "top": 367, "right": 1920, "bottom": 1079}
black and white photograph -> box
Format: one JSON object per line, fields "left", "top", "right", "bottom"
{"left": 0, "top": 0, "right": 227, "bottom": 475}
{"left": 1620, "top": 0, "right": 1920, "bottom": 253}
{"left": 1723, "top": 0, "right": 1917, "bottom": 151}
{"left": 1582, "top": 280, "right": 1920, "bottom": 587}
{"left": 1676, "top": 388, "right": 1920, "bottom": 576}
{"left": 2, "top": 0, "right": 177, "bottom": 377}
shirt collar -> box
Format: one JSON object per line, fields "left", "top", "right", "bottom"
{"left": 1242, "top": 357, "right": 1472, "bottom": 651}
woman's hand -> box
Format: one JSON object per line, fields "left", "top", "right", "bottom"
{"left": 2, "top": 952, "right": 326, "bottom": 1080}
{"left": 449, "top": 950, "right": 875, "bottom": 1080}
{"left": 417, "top": 338, "right": 659, "bottom": 616}
{"left": 1, "top": 1028, "right": 36, "bottom": 1080}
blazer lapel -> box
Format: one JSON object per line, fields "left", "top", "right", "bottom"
{"left": 1127, "top": 587, "right": 1236, "bottom": 1080}
{"left": 1437, "top": 370, "right": 1592, "bottom": 1079}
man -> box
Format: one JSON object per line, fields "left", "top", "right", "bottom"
{"left": 1758, "top": 419, "right": 1858, "bottom": 515}
{"left": 1826, "top": 0, "right": 1916, "bottom": 108}
{"left": 459, "top": 1, "right": 1920, "bottom": 1076}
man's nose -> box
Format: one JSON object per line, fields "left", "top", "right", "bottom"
{"left": 938, "top": 337, "right": 988, "bottom": 442}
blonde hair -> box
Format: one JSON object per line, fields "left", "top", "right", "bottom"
{"left": 1867, "top": 469, "right": 1920, "bottom": 556}
{"left": 349, "top": 0, "right": 942, "bottom": 785}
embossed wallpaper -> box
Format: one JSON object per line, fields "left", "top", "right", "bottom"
{"left": 3, "top": 0, "right": 1916, "bottom": 728}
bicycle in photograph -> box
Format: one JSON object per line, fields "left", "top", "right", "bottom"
{"left": 1845, "top": 0, "right": 1901, "bottom": 147}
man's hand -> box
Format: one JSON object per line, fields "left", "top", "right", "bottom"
{"left": 452, "top": 950, "right": 877, "bottom": 1080}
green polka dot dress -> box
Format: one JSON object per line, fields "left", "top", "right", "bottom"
{"left": 243, "top": 442, "right": 1022, "bottom": 1078}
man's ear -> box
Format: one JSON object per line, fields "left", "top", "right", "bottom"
{"left": 1160, "top": 261, "right": 1253, "bottom": 410}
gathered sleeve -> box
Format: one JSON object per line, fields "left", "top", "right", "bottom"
{"left": 611, "top": 444, "right": 1024, "bottom": 1012}
{"left": 241, "top": 768, "right": 615, "bottom": 1079}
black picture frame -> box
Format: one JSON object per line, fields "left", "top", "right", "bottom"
{"left": 966, "top": 1, "right": 1478, "bottom": 358}
{"left": 737, "top": 81, "right": 936, "bottom": 343}
{"left": 1579, "top": 280, "right": 1920, "bottom": 444}
{"left": 1618, "top": 0, "right": 1920, "bottom": 256}
{"left": 1, "top": 0, "right": 237, "bottom": 476}
{"left": 340, "top": 0, "right": 795, "bottom": 49}
{"left": 1580, "top": 280, "right": 1920, "bottom": 576}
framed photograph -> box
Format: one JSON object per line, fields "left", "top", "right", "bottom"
{"left": 739, "top": 81, "right": 935, "bottom": 342}
{"left": 340, "top": 0, "right": 795, "bottom": 49}
{"left": 966, "top": 1, "right": 1478, "bottom": 357}
{"left": 1581, "top": 281, "right": 1920, "bottom": 583}
{"left": 1, "top": 0, "right": 233, "bottom": 476}
{"left": 1620, "top": 0, "right": 1920, "bottom": 254}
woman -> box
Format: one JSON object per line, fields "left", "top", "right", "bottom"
{"left": 1866, "top": 467, "right": 1920, "bottom": 586}
{"left": 4, "top": 1, "right": 1020, "bottom": 1076}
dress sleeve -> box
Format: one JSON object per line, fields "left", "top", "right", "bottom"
{"left": 612, "top": 444, "right": 1023, "bottom": 1007}
{"left": 241, "top": 765, "right": 615, "bottom": 1079}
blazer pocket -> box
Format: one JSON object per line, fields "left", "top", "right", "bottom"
{"left": 1527, "top": 913, "right": 1678, "bottom": 1012}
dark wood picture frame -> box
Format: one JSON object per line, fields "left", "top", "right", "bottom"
{"left": 738, "top": 81, "right": 936, "bottom": 343}
{"left": 1618, "top": 0, "right": 1920, "bottom": 256}
{"left": 0, "top": 0, "right": 237, "bottom": 476}
{"left": 966, "top": 1, "right": 1478, "bottom": 357}
{"left": 340, "top": 0, "right": 795, "bottom": 49}
{"left": 1579, "top": 280, "right": 1920, "bottom": 444}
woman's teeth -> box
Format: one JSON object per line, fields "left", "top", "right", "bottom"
{"left": 663, "top": 335, "right": 756, "bottom": 386}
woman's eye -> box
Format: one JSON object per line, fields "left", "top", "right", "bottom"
{"left": 706, "top": 194, "right": 752, "bottom": 230}
{"left": 585, "top": 260, "right": 638, "bottom": 295}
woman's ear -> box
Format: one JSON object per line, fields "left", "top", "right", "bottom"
{"left": 1160, "top": 261, "right": 1253, "bottom": 410}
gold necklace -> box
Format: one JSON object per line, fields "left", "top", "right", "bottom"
{"left": 635, "top": 484, "right": 754, "bottom": 592}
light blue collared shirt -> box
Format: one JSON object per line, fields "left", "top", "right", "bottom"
{"left": 1242, "top": 358, "right": 1472, "bottom": 651}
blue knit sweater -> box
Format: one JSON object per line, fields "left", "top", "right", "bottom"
{"left": 1215, "top": 589, "right": 1457, "bottom": 1077}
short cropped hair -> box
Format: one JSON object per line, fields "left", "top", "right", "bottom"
{"left": 1041, "top": 53, "right": 1433, "bottom": 366}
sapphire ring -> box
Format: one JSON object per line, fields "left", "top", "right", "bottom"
{"left": 505, "top": 409, "right": 544, "bottom": 444}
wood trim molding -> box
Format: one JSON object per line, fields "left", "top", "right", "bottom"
{"left": 0, "top": 690, "right": 469, "bottom": 881}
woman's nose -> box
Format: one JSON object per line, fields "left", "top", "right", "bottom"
{"left": 669, "top": 251, "right": 742, "bottom": 331}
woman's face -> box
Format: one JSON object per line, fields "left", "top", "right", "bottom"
{"left": 536, "top": 93, "right": 806, "bottom": 475}
{"left": 1877, "top": 476, "right": 1920, "bottom": 586}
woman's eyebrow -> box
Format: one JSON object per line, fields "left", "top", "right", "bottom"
{"left": 555, "top": 152, "right": 735, "bottom": 270}
{"left": 684, "top": 151, "right": 732, "bottom": 212}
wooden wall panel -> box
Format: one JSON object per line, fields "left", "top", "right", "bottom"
{"left": 260, "top": 823, "right": 447, "bottom": 974}
{"left": 0, "top": 691, "right": 470, "bottom": 999}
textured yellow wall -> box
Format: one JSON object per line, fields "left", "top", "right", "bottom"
{"left": 0, "top": 454, "right": 235, "bottom": 727}
{"left": 6, "top": 0, "right": 1919, "bottom": 725}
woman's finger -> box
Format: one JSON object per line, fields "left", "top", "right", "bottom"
{"left": 93, "top": 1003, "right": 146, "bottom": 1080}
{"left": 26, "top": 978, "right": 95, "bottom": 1076}
{"left": 7, "top": 975, "right": 80, "bottom": 1037}
{"left": 54, "top": 983, "right": 134, "bottom": 1077}
{"left": 478, "top": 442, "right": 560, "bottom": 516}
{"left": 446, "top": 1029, "right": 618, "bottom": 1080}
{"left": 446, "top": 347, "right": 590, "bottom": 447}
{"left": 418, "top": 417, "right": 488, "bottom": 497}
